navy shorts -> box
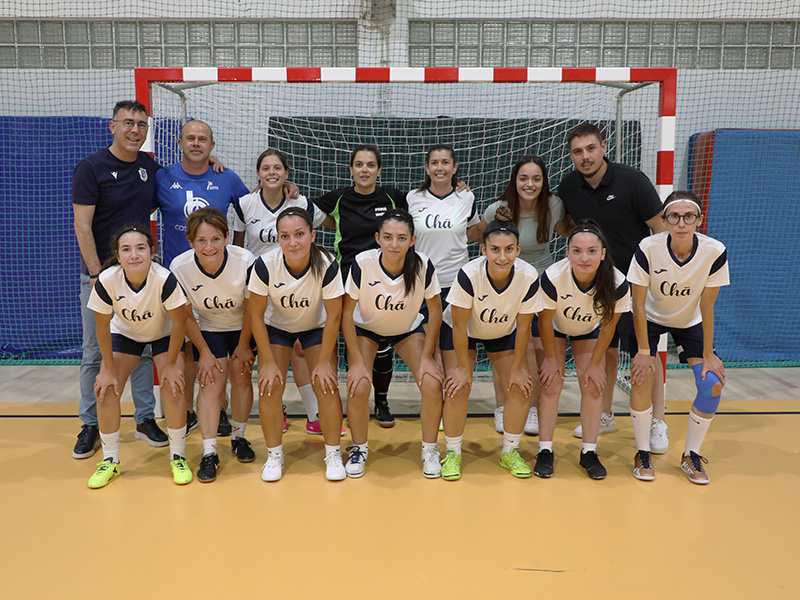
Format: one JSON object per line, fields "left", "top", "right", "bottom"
{"left": 439, "top": 322, "right": 516, "bottom": 353}
{"left": 112, "top": 333, "right": 170, "bottom": 356}
{"left": 266, "top": 324, "right": 324, "bottom": 349}
{"left": 420, "top": 287, "right": 450, "bottom": 325}
{"left": 608, "top": 311, "right": 637, "bottom": 351}
{"left": 646, "top": 321, "right": 706, "bottom": 363}
{"left": 191, "top": 330, "right": 256, "bottom": 360}
{"left": 530, "top": 315, "right": 600, "bottom": 341}
{"left": 355, "top": 324, "right": 424, "bottom": 347}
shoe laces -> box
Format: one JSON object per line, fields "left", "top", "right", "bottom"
{"left": 345, "top": 446, "right": 366, "bottom": 464}
{"left": 651, "top": 419, "right": 667, "bottom": 434}
{"left": 324, "top": 451, "right": 342, "bottom": 467}
{"left": 422, "top": 446, "right": 439, "bottom": 464}
{"left": 265, "top": 452, "right": 282, "bottom": 468}
{"left": 96, "top": 457, "right": 115, "bottom": 470}
{"left": 536, "top": 448, "right": 553, "bottom": 460}
{"left": 171, "top": 455, "right": 189, "bottom": 469}
{"left": 506, "top": 447, "right": 525, "bottom": 466}
{"left": 687, "top": 451, "right": 707, "bottom": 472}
{"left": 582, "top": 450, "right": 601, "bottom": 466}
{"left": 234, "top": 437, "right": 251, "bottom": 449}
{"left": 637, "top": 450, "right": 652, "bottom": 469}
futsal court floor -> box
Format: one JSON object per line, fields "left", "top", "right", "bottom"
{"left": 1, "top": 365, "right": 798, "bottom": 599}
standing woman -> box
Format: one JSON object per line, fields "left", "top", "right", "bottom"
{"left": 87, "top": 224, "right": 190, "bottom": 488}
{"left": 479, "top": 155, "right": 572, "bottom": 436}
{"left": 627, "top": 191, "right": 729, "bottom": 484}
{"left": 170, "top": 208, "right": 256, "bottom": 483}
{"left": 248, "top": 207, "right": 346, "bottom": 481}
{"left": 342, "top": 209, "right": 444, "bottom": 478}
{"left": 533, "top": 220, "right": 630, "bottom": 480}
{"left": 233, "top": 149, "right": 327, "bottom": 433}
{"left": 441, "top": 216, "right": 542, "bottom": 481}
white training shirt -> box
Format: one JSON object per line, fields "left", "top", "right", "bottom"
{"left": 170, "top": 245, "right": 255, "bottom": 332}
{"left": 406, "top": 188, "right": 480, "bottom": 288}
{"left": 88, "top": 262, "right": 187, "bottom": 343}
{"left": 248, "top": 246, "right": 344, "bottom": 333}
{"left": 538, "top": 258, "right": 631, "bottom": 337}
{"left": 443, "top": 256, "right": 541, "bottom": 340}
{"left": 627, "top": 231, "right": 729, "bottom": 328}
{"left": 345, "top": 248, "right": 440, "bottom": 337}
{"left": 232, "top": 191, "right": 326, "bottom": 256}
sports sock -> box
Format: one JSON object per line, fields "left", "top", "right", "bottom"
{"left": 230, "top": 419, "right": 246, "bottom": 440}
{"left": 445, "top": 435, "right": 463, "bottom": 455}
{"left": 202, "top": 437, "right": 217, "bottom": 457}
{"left": 684, "top": 410, "right": 713, "bottom": 455}
{"left": 100, "top": 430, "right": 120, "bottom": 462}
{"left": 324, "top": 444, "right": 341, "bottom": 456}
{"left": 298, "top": 384, "right": 319, "bottom": 421}
{"left": 538, "top": 440, "right": 553, "bottom": 452}
{"left": 421, "top": 441, "right": 438, "bottom": 453}
{"left": 630, "top": 406, "right": 653, "bottom": 451}
{"left": 267, "top": 444, "right": 283, "bottom": 456}
{"left": 502, "top": 431, "right": 523, "bottom": 454}
{"left": 167, "top": 427, "right": 187, "bottom": 459}
{"left": 581, "top": 442, "right": 597, "bottom": 454}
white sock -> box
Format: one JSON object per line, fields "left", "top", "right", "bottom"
{"left": 581, "top": 442, "right": 597, "bottom": 454}
{"left": 298, "top": 384, "right": 319, "bottom": 421}
{"left": 445, "top": 435, "right": 463, "bottom": 455}
{"left": 230, "top": 419, "right": 246, "bottom": 440}
{"left": 421, "top": 441, "right": 438, "bottom": 453}
{"left": 685, "top": 410, "right": 713, "bottom": 455}
{"left": 267, "top": 444, "right": 283, "bottom": 456}
{"left": 202, "top": 437, "right": 217, "bottom": 456}
{"left": 631, "top": 407, "right": 653, "bottom": 451}
{"left": 167, "top": 427, "right": 187, "bottom": 459}
{"left": 502, "top": 431, "right": 523, "bottom": 454}
{"left": 538, "top": 440, "right": 553, "bottom": 452}
{"left": 100, "top": 430, "right": 120, "bottom": 462}
{"left": 324, "top": 444, "right": 341, "bottom": 456}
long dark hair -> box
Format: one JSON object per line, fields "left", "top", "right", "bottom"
{"left": 101, "top": 223, "right": 155, "bottom": 272}
{"left": 417, "top": 144, "right": 460, "bottom": 193}
{"left": 378, "top": 208, "right": 422, "bottom": 296}
{"left": 276, "top": 207, "right": 333, "bottom": 281}
{"left": 567, "top": 219, "right": 617, "bottom": 325}
{"left": 496, "top": 155, "right": 552, "bottom": 243}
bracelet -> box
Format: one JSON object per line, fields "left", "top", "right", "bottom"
{"left": 88, "top": 273, "right": 99, "bottom": 278}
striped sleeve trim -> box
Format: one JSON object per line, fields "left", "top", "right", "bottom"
{"left": 456, "top": 269, "right": 474, "bottom": 297}
{"left": 540, "top": 271, "right": 557, "bottom": 302}
{"left": 709, "top": 249, "right": 727, "bottom": 275}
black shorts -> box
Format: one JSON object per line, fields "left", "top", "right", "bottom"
{"left": 439, "top": 322, "right": 516, "bottom": 353}
{"left": 645, "top": 321, "right": 706, "bottom": 363}
{"left": 530, "top": 315, "right": 600, "bottom": 341}
{"left": 608, "top": 311, "right": 637, "bottom": 352}
{"left": 191, "top": 330, "right": 256, "bottom": 361}
{"left": 355, "top": 324, "right": 424, "bottom": 347}
{"left": 266, "top": 324, "right": 324, "bottom": 350}
{"left": 112, "top": 333, "right": 170, "bottom": 356}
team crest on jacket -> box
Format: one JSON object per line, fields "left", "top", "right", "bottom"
{"left": 139, "top": 167, "right": 148, "bottom": 182}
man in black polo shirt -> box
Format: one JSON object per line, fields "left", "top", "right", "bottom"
{"left": 558, "top": 123, "right": 669, "bottom": 451}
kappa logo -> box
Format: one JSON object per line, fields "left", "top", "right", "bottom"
{"left": 368, "top": 281, "right": 381, "bottom": 287}
{"left": 115, "top": 295, "right": 125, "bottom": 301}
{"left": 111, "top": 171, "right": 118, "bottom": 179}
{"left": 170, "top": 182, "right": 183, "bottom": 190}
{"left": 560, "top": 294, "right": 572, "bottom": 299}
{"left": 191, "top": 284, "right": 203, "bottom": 291}
{"left": 138, "top": 167, "right": 148, "bottom": 182}
{"left": 654, "top": 268, "right": 668, "bottom": 274}
{"left": 477, "top": 294, "right": 488, "bottom": 301}
{"left": 206, "top": 181, "right": 219, "bottom": 191}
{"left": 606, "top": 194, "right": 616, "bottom": 202}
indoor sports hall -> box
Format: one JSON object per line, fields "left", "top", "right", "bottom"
{"left": 1, "top": 2, "right": 798, "bottom": 598}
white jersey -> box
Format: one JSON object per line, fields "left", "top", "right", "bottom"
{"left": 538, "top": 258, "right": 631, "bottom": 337}
{"left": 88, "top": 262, "right": 187, "bottom": 343}
{"left": 627, "top": 231, "right": 729, "bottom": 328}
{"left": 444, "top": 256, "right": 542, "bottom": 340}
{"left": 248, "top": 247, "right": 344, "bottom": 332}
{"left": 345, "top": 248, "right": 440, "bottom": 336}
{"left": 170, "top": 245, "right": 255, "bottom": 332}
{"left": 407, "top": 188, "right": 479, "bottom": 288}
{"left": 232, "top": 191, "right": 326, "bottom": 256}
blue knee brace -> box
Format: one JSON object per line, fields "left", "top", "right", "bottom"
{"left": 691, "top": 363, "right": 721, "bottom": 414}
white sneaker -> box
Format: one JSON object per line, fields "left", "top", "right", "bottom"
{"left": 494, "top": 406, "right": 504, "bottom": 433}
{"left": 324, "top": 450, "right": 346, "bottom": 481}
{"left": 650, "top": 418, "right": 669, "bottom": 454}
{"left": 572, "top": 412, "right": 616, "bottom": 439}
{"left": 345, "top": 446, "right": 368, "bottom": 478}
{"left": 260, "top": 452, "right": 284, "bottom": 482}
{"left": 523, "top": 407, "right": 539, "bottom": 436}
{"left": 421, "top": 444, "right": 442, "bottom": 479}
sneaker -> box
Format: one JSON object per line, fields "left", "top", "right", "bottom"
{"left": 217, "top": 408, "right": 232, "bottom": 437}
{"left": 186, "top": 410, "right": 199, "bottom": 435}
{"left": 134, "top": 418, "right": 169, "bottom": 447}
{"left": 523, "top": 407, "right": 539, "bottom": 436}
{"left": 282, "top": 405, "right": 288, "bottom": 433}
{"left": 533, "top": 449, "right": 554, "bottom": 478}
{"left": 375, "top": 402, "right": 395, "bottom": 428}
{"left": 197, "top": 453, "right": 220, "bottom": 483}
{"left": 345, "top": 446, "right": 368, "bottom": 478}
{"left": 306, "top": 419, "right": 323, "bottom": 435}
{"left": 88, "top": 457, "right": 120, "bottom": 489}
{"left": 421, "top": 444, "right": 442, "bottom": 479}
{"left": 170, "top": 454, "right": 193, "bottom": 485}
{"left": 681, "top": 451, "right": 710, "bottom": 485}
{"left": 261, "top": 452, "right": 284, "bottom": 482}
{"left": 324, "top": 450, "right": 346, "bottom": 481}
{"left": 441, "top": 449, "right": 462, "bottom": 481}
{"left": 72, "top": 424, "right": 100, "bottom": 459}
{"left": 231, "top": 437, "right": 255, "bottom": 463}
{"left": 633, "top": 450, "right": 655, "bottom": 481}
{"left": 493, "top": 406, "right": 504, "bottom": 433}
{"left": 572, "top": 412, "right": 616, "bottom": 439}
{"left": 650, "top": 418, "right": 669, "bottom": 454}
{"left": 500, "top": 447, "right": 532, "bottom": 478}
{"left": 579, "top": 450, "right": 607, "bottom": 480}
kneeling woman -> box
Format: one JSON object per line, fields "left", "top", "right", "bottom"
{"left": 534, "top": 220, "right": 630, "bottom": 480}
{"left": 627, "top": 191, "right": 729, "bottom": 484}
{"left": 249, "top": 207, "right": 345, "bottom": 481}
{"left": 342, "top": 209, "right": 444, "bottom": 478}
{"left": 171, "top": 208, "right": 256, "bottom": 483}
{"left": 87, "top": 224, "right": 189, "bottom": 488}
{"left": 441, "top": 213, "right": 542, "bottom": 480}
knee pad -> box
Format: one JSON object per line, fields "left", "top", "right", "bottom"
{"left": 691, "top": 363, "right": 722, "bottom": 414}
{"left": 373, "top": 351, "right": 394, "bottom": 376}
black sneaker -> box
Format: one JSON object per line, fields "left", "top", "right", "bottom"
{"left": 533, "top": 449, "right": 554, "bottom": 478}
{"left": 231, "top": 437, "right": 255, "bottom": 463}
{"left": 186, "top": 410, "right": 199, "bottom": 435}
{"left": 218, "top": 408, "right": 232, "bottom": 437}
{"left": 72, "top": 424, "right": 100, "bottom": 459}
{"left": 579, "top": 450, "right": 607, "bottom": 480}
{"left": 197, "top": 453, "right": 220, "bottom": 483}
{"left": 134, "top": 418, "right": 169, "bottom": 447}
{"left": 374, "top": 401, "right": 395, "bottom": 428}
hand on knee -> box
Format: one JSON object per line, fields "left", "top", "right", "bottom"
{"left": 691, "top": 363, "right": 722, "bottom": 415}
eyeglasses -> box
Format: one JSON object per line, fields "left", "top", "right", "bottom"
{"left": 113, "top": 118, "right": 149, "bottom": 132}
{"left": 665, "top": 212, "right": 699, "bottom": 225}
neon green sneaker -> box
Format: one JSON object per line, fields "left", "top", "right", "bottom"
{"left": 441, "top": 449, "right": 462, "bottom": 481}
{"left": 88, "top": 457, "right": 120, "bottom": 489}
{"left": 170, "top": 454, "right": 193, "bottom": 485}
{"left": 500, "top": 447, "right": 532, "bottom": 478}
